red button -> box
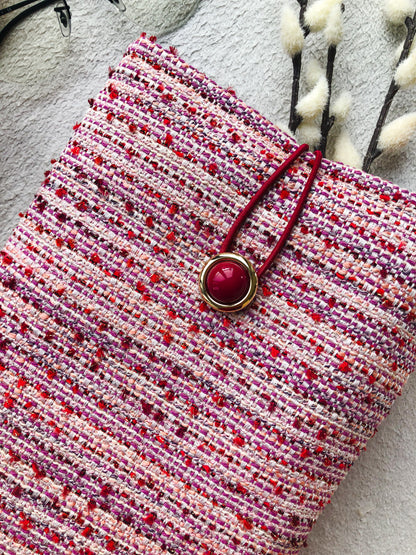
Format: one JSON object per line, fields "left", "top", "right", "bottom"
{"left": 206, "top": 260, "right": 250, "bottom": 305}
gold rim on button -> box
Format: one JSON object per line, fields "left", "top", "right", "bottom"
{"left": 198, "top": 252, "right": 258, "bottom": 313}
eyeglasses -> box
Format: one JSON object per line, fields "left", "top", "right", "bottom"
{"left": 0, "top": 0, "right": 126, "bottom": 45}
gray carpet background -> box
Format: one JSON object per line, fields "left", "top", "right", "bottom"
{"left": 1, "top": 1, "right": 416, "bottom": 553}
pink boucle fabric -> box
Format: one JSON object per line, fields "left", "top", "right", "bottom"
{"left": 0, "top": 36, "right": 415, "bottom": 554}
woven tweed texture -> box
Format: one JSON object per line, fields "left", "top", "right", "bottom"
{"left": 0, "top": 35, "right": 416, "bottom": 555}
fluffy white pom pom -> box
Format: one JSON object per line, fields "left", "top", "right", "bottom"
{"left": 305, "top": 0, "right": 342, "bottom": 32}
{"left": 296, "top": 76, "right": 329, "bottom": 120}
{"left": 333, "top": 130, "right": 362, "bottom": 168}
{"left": 331, "top": 91, "right": 352, "bottom": 123}
{"left": 306, "top": 58, "right": 325, "bottom": 88}
{"left": 395, "top": 37, "right": 416, "bottom": 64}
{"left": 281, "top": 5, "right": 304, "bottom": 58}
{"left": 395, "top": 50, "right": 416, "bottom": 88}
{"left": 324, "top": 4, "right": 343, "bottom": 46}
{"left": 297, "top": 122, "right": 321, "bottom": 148}
{"left": 383, "top": 0, "right": 413, "bottom": 25}
{"left": 395, "top": 40, "right": 406, "bottom": 63}
{"left": 378, "top": 113, "right": 416, "bottom": 152}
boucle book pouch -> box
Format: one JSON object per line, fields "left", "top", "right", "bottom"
{"left": 1, "top": 35, "right": 416, "bottom": 555}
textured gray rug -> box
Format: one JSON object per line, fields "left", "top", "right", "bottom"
{"left": 1, "top": 1, "right": 415, "bottom": 553}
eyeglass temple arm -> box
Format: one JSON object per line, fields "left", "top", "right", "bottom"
{"left": 109, "top": 0, "right": 126, "bottom": 12}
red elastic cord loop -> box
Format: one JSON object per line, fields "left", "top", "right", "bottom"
{"left": 220, "top": 144, "right": 322, "bottom": 278}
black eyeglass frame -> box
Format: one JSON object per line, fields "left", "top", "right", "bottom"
{"left": 0, "top": 0, "right": 70, "bottom": 44}
{"left": 0, "top": 0, "right": 125, "bottom": 46}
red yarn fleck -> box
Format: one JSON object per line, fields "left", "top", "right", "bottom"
{"left": 121, "top": 337, "right": 132, "bottom": 350}
{"left": 125, "top": 201, "right": 135, "bottom": 213}
{"left": 47, "top": 369, "right": 57, "bottom": 380}
{"left": 32, "top": 462, "right": 46, "bottom": 479}
{"left": 240, "top": 517, "right": 253, "bottom": 530}
{"left": 165, "top": 390, "right": 175, "bottom": 401}
{"left": 20, "top": 518, "right": 33, "bottom": 531}
{"left": 82, "top": 526, "right": 93, "bottom": 538}
{"left": 306, "top": 368, "right": 318, "bottom": 380}
{"left": 106, "top": 539, "right": 117, "bottom": 552}
{"left": 328, "top": 297, "right": 336, "bottom": 308}
{"left": 208, "top": 163, "right": 218, "bottom": 174}
{"left": 235, "top": 483, "right": 247, "bottom": 495}
{"left": 270, "top": 346, "right": 279, "bottom": 358}
{"left": 233, "top": 436, "right": 245, "bottom": 447}
{"left": 136, "top": 281, "right": 146, "bottom": 293}
{"left": 17, "top": 377, "right": 27, "bottom": 387}
{"left": 175, "top": 425, "right": 187, "bottom": 438}
{"left": 100, "top": 484, "right": 112, "bottom": 497}
{"left": 212, "top": 393, "right": 225, "bottom": 407}
{"left": 338, "top": 361, "right": 351, "bottom": 372}
{"left": 145, "top": 216, "right": 154, "bottom": 227}
{"left": 189, "top": 405, "right": 198, "bottom": 416}
{"left": 74, "top": 331, "right": 84, "bottom": 343}
{"left": 300, "top": 447, "right": 311, "bottom": 459}
{"left": 62, "top": 485, "right": 71, "bottom": 498}
{"left": 291, "top": 515, "right": 300, "bottom": 527}
{"left": 311, "top": 312, "right": 322, "bottom": 322}
{"left": 163, "top": 332, "right": 173, "bottom": 345}
{"left": 317, "top": 429, "right": 328, "bottom": 440}
{"left": 141, "top": 400, "right": 153, "bottom": 415}
{"left": 12, "top": 485, "right": 23, "bottom": 497}
{"left": 293, "top": 417, "right": 302, "bottom": 430}
{"left": 75, "top": 199, "right": 88, "bottom": 212}
{"left": 143, "top": 513, "right": 156, "bottom": 525}
{"left": 55, "top": 187, "right": 67, "bottom": 198}
{"left": 150, "top": 273, "right": 160, "bottom": 283}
